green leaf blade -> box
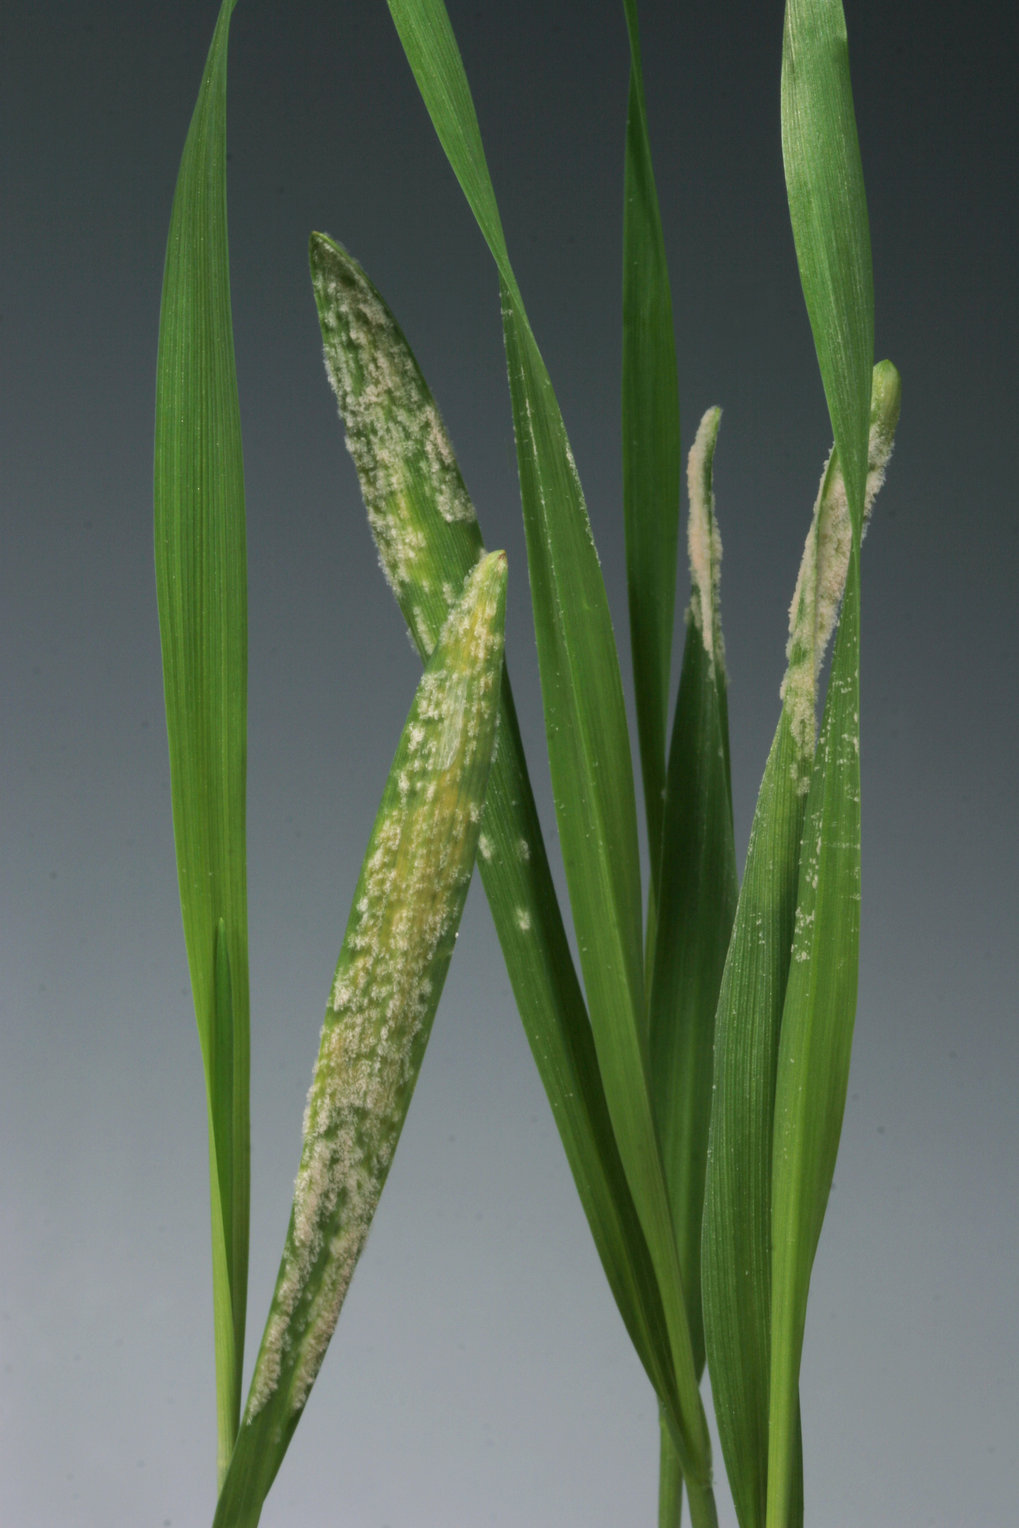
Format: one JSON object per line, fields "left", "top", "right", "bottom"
{"left": 500, "top": 295, "right": 645, "bottom": 1031}
{"left": 651, "top": 621, "right": 736, "bottom": 1400}
{"left": 621, "top": 0, "right": 681, "bottom": 888}
{"left": 478, "top": 679, "right": 677, "bottom": 1405}
{"left": 153, "top": 0, "right": 248, "bottom": 1477}
{"left": 386, "top": 4, "right": 715, "bottom": 1498}
{"left": 701, "top": 706, "right": 807, "bottom": 1528}
{"left": 386, "top": 0, "right": 514, "bottom": 294}
{"left": 385, "top": 1, "right": 648, "bottom": 1026}
{"left": 501, "top": 299, "right": 713, "bottom": 1496}
{"left": 781, "top": 0, "right": 874, "bottom": 531}
{"left": 213, "top": 552, "right": 508, "bottom": 1528}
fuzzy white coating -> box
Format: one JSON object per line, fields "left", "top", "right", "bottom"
{"left": 686, "top": 407, "right": 725, "bottom": 675}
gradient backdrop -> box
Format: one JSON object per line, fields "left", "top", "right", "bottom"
{"left": 2, "top": 1, "right": 1016, "bottom": 1524}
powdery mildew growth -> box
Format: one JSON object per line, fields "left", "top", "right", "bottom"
{"left": 244, "top": 553, "right": 506, "bottom": 1425}
{"left": 780, "top": 361, "right": 900, "bottom": 784}
{"left": 311, "top": 233, "right": 485, "bottom": 659}
{"left": 686, "top": 407, "right": 726, "bottom": 676}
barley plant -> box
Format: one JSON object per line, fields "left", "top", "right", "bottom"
{"left": 155, "top": 1, "right": 900, "bottom": 1525}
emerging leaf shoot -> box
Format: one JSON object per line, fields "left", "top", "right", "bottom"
{"left": 685, "top": 407, "right": 726, "bottom": 678}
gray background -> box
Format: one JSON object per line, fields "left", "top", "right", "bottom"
{"left": 2, "top": 1, "right": 1016, "bottom": 1524}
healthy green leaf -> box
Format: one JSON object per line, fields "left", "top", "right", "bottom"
{"left": 621, "top": 0, "right": 682, "bottom": 907}
{"left": 153, "top": 0, "right": 248, "bottom": 1479}
{"left": 506, "top": 216, "right": 718, "bottom": 1527}
{"left": 781, "top": 0, "right": 874, "bottom": 536}
{"left": 212, "top": 552, "right": 508, "bottom": 1528}
{"left": 384, "top": 2, "right": 649, "bottom": 1100}
{"left": 385, "top": 5, "right": 716, "bottom": 1500}
{"left": 701, "top": 709, "right": 807, "bottom": 1528}
{"left": 309, "top": 228, "right": 678, "bottom": 1437}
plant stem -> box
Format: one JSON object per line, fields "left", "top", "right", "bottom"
{"left": 658, "top": 1405, "right": 683, "bottom": 1528}
{"left": 684, "top": 1473, "right": 719, "bottom": 1528}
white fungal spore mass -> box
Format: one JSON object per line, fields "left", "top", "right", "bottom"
{"left": 686, "top": 407, "right": 725, "bottom": 674}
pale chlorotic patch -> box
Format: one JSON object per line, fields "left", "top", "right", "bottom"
{"left": 244, "top": 553, "right": 506, "bottom": 1424}
{"left": 780, "top": 361, "right": 901, "bottom": 787}
{"left": 686, "top": 406, "right": 726, "bottom": 676}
